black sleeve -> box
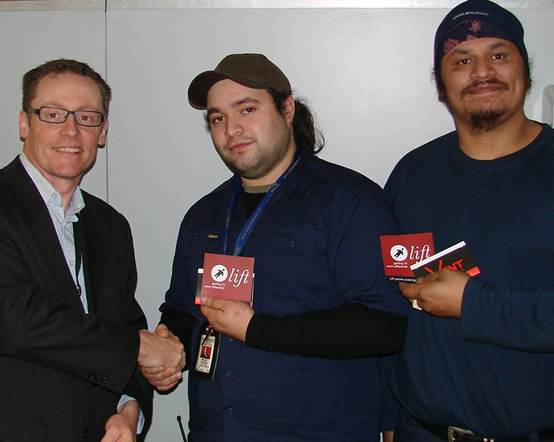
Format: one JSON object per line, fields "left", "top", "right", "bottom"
{"left": 245, "top": 303, "right": 406, "bottom": 358}
{"left": 159, "top": 309, "right": 198, "bottom": 370}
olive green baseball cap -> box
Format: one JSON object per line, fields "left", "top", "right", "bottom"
{"left": 188, "top": 53, "right": 292, "bottom": 110}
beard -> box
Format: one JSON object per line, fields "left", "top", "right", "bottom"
{"left": 444, "top": 77, "right": 515, "bottom": 133}
{"left": 469, "top": 107, "right": 509, "bottom": 132}
{"left": 218, "top": 128, "right": 292, "bottom": 181}
{"left": 461, "top": 77, "right": 511, "bottom": 133}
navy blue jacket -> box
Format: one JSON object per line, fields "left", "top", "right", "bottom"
{"left": 385, "top": 124, "right": 554, "bottom": 438}
{"left": 163, "top": 151, "right": 406, "bottom": 442}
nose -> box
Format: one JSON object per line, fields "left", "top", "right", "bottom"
{"left": 59, "top": 113, "right": 79, "bottom": 136}
{"left": 470, "top": 56, "right": 495, "bottom": 80}
{"left": 225, "top": 115, "right": 243, "bottom": 138}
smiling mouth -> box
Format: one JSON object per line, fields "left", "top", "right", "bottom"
{"left": 53, "top": 146, "right": 82, "bottom": 153}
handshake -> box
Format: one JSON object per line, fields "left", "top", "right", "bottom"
{"left": 138, "top": 324, "right": 186, "bottom": 391}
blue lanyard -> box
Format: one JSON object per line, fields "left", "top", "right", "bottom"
{"left": 222, "top": 155, "right": 301, "bottom": 256}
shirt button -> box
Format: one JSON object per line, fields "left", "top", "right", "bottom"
{"left": 225, "top": 370, "right": 232, "bottom": 377}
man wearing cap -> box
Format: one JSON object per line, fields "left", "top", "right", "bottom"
{"left": 385, "top": 0, "right": 554, "bottom": 441}
{"left": 142, "top": 53, "right": 407, "bottom": 441}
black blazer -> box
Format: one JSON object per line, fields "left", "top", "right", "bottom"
{"left": 0, "top": 158, "right": 152, "bottom": 442}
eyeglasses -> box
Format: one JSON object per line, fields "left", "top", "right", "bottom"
{"left": 31, "top": 106, "right": 105, "bottom": 127}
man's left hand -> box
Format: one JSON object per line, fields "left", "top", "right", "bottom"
{"left": 101, "top": 400, "right": 139, "bottom": 442}
{"left": 200, "top": 297, "right": 255, "bottom": 341}
{"left": 399, "top": 269, "right": 469, "bottom": 318}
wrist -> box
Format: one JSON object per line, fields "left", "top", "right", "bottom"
{"left": 118, "top": 399, "right": 139, "bottom": 427}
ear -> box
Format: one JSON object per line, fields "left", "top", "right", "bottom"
{"left": 281, "top": 95, "right": 296, "bottom": 126}
{"left": 19, "top": 111, "right": 30, "bottom": 141}
{"left": 97, "top": 117, "right": 109, "bottom": 148}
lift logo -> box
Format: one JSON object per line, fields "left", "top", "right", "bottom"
{"left": 195, "top": 253, "right": 255, "bottom": 304}
{"left": 380, "top": 233, "right": 434, "bottom": 282}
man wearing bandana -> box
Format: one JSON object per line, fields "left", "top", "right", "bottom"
{"left": 384, "top": 0, "right": 554, "bottom": 441}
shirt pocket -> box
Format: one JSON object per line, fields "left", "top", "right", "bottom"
{"left": 177, "top": 230, "right": 225, "bottom": 294}
{"left": 182, "top": 230, "right": 223, "bottom": 258}
{"left": 254, "top": 228, "right": 334, "bottom": 310}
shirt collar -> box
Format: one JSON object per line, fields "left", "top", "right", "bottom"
{"left": 19, "top": 153, "right": 85, "bottom": 217}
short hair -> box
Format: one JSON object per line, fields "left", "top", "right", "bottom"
{"left": 22, "top": 59, "right": 112, "bottom": 114}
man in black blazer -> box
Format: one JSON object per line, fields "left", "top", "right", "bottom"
{"left": 0, "top": 59, "right": 185, "bottom": 442}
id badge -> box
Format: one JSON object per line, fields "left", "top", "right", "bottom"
{"left": 194, "top": 324, "right": 220, "bottom": 379}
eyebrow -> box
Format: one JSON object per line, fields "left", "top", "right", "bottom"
{"left": 36, "top": 102, "right": 103, "bottom": 112}
{"left": 207, "top": 97, "right": 260, "bottom": 116}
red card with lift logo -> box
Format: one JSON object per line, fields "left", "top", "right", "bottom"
{"left": 195, "top": 253, "right": 255, "bottom": 304}
{"left": 379, "top": 233, "right": 435, "bottom": 282}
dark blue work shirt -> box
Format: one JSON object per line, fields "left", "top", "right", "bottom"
{"left": 163, "top": 152, "right": 406, "bottom": 442}
{"left": 385, "top": 124, "right": 554, "bottom": 438}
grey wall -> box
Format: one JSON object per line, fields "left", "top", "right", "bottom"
{"left": 2, "top": 2, "right": 554, "bottom": 441}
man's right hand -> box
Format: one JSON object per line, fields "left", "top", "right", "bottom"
{"left": 138, "top": 324, "right": 185, "bottom": 391}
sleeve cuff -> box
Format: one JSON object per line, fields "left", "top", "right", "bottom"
{"left": 118, "top": 395, "right": 145, "bottom": 434}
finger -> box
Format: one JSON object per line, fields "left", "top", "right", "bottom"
{"left": 178, "top": 354, "right": 186, "bottom": 371}
{"left": 418, "top": 271, "right": 440, "bottom": 283}
{"left": 164, "top": 331, "right": 181, "bottom": 343}
{"left": 138, "top": 359, "right": 166, "bottom": 369}
{"left": 200, "top": 304, "right": 218, "bottom": 319}
{"left": 143, "top": 368, "right": 178, "bottom": 382}
{"left": 140, "top": 365, "right": 167, "bottom": 375}
{"left": 201, "top": 296, "right": 227, "bottom": 310}
{"left": 399, "top": 282, "right": 421, "bottom": 300}
{"left": 149, "top": 366, "right": 179, "bottom": 379}
{"left": 154, "top": 323, "right": 170, "bottom": 338}
{"left": 150, "top": 378, "right": 180, "bottom": 390}
{"left": 164, "top": 349, "right": 185, "bottom": 372}
{"left": 153, "top": 373, "right": 182, "bottom": 389}
{"left": 145, "top": 368, "right": 182, "bottom": 386}
{"left": 100, "top": 427, "right": 119, "bottom": 442}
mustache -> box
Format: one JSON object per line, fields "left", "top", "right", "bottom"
{"left": 225, "top": 137, "right": 253, "bottom": 150}
{"left": 461, "top": 78, "right": 509, "bottom": 97}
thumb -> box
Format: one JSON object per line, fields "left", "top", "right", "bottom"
{"left": 155, "top": 323, "right": 170, "bottom": 338}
